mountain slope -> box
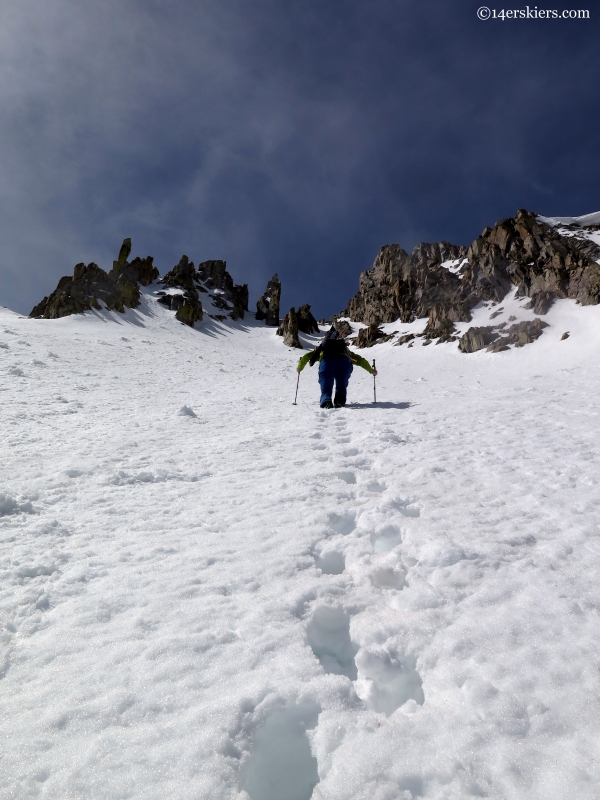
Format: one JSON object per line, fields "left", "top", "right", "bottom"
{"left": 2, "top": 291, "right": 600, "bottom": 799}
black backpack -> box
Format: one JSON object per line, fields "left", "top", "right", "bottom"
{"left": 322, "top": 334, "right": 348, "bottom": 357}
{"left": 308, "top": 330, "right": 348, "bottom": 365}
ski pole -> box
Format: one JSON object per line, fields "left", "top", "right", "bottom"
{"left": 293, "top": 370, "right": 300, "bottom": 405}
{"left": 372, "top": 359, "right": 377, "bottom": 404}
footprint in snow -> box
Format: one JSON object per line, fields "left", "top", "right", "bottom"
{"left": 314, "top": 549, "right": 345, "bottom": 575}
{"left": 355, "top": 647, "right": 424, "bottom": 714}
{"left": 389, "top": 497, "right": 420, "bottom": 517}
{"left": 371, "top": 524, "right": 403, "bottom": 553}
{"left": 239, "top": 702, "right": 320, "bottom": 800}
{"left": 307, "top": 606, "right": 358, "bottom": 679}
{"left": 370, "top": 566, "right": 406, "bottom": 590}
{"left": 327, "top": 511, "right": 356, "bottom": 535}
{"left": 335, "top": 471, "right": 356, "bottom": 485}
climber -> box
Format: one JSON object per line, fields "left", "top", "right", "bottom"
{"left": 296, "top": 327, "right": 377, "bottom": 408}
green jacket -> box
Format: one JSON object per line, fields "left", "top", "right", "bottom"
{"left": 297, "top": 347, "right": 374, "bottom": 374}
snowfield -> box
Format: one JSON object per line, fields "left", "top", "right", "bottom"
{"left": 2, "top": 289, "right": 600, "bottom": 800}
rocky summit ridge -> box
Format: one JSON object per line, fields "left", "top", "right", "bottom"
{"left": 336, "top": 209, "right": 600, "bottom": 352}
{"left": 29, "top": 243, "right": 313, "bottom": 336}
{"left": 30, "top": 241, "right": 256, "bottom": 328}
{"left": 30, "top": 239, "right": 160, "bottom": 319}
{"left": 28, "top": 209, "right": 600, "bottom": 355}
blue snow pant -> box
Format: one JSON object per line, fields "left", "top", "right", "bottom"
{"left": 318, "top": 357, "right": 353, "bottom": 407}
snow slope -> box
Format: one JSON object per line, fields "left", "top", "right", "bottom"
{"left": 2, "top": 290, "right": 600, "bottom": 800}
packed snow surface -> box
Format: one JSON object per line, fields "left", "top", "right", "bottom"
{"left": 2, "top": 291, "right": 600, "bottom": 800}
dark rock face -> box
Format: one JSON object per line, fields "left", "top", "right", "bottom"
{"left": 458, "top": 318, "right": 549, "bottom": 353}
{"left": 196, "top": 260, "right": 249, "bottom": 320}
{"left": 127, "top": 256, "right": 158, "bottom": 287}
{"left": 334, "top": 320, "right": 353, "bottom": 338}
{"left": 256, "top": 274, "right": 281, "bottom": 326}
{"left": 117, "top": 238, "right": 132, "bottom": 266}
{"left": 30, "top": 240, "right": 248, "bottom": 328}
{"left": 341, "top": 241, "right": 467, "bottom": 327}
{"left": 159, "top": 256, "right": 249, "bottom": 326}
{"left": 423, "top": 301, "right": 468, "bottom": 342}
{"left": 395, "top": 333, "right": 415, "bottom": 346}
{"left": 457, "top": 326, "right": 499, "bottom": 353}
{"left": 277, "top": 307, "right": 302, "bottom": 348}
{"left": 277, "top": 303, "right": 318, "bottom": 346}
{"left": 159, "top": 255, "right": 204, "bottom": 327}
{"left": 338, "top": 209, "right": 600, "bottom": 350}
{"left": 297, "top": 304, "right": 319, "bottom": 334}
{"left": 30, "top": 239, "right": 159, "bottom": 319}
{"left": 354, "top": 323, "right": 392, "bottom": 348}
{"left": 461, "top": 209, "right": 600, "bottom": 313}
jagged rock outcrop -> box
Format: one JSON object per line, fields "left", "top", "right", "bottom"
{"left": 30, "top": 239, "right": 248, "bottom": 327}
{"left": 277, "top": 303, "right": 318, "bottom": 345}
{"left": 277, "top": 307, "right": 302, "bottom": 348}
{"left": 117, "top": 238, "right": 132, "bottom": 265}
{"left": 196, "top": 260, "right": 249, "bottom": 320}
{"left": 462, "top": 209, "right": 600, "bottom": 308}
{"left": 457, "top": 326, "right": 499, "bottom": 354}
{"left": 340, "top": 241, "right": 467, "bottom": 328}
{"left": 158, "top": 255, "right": 204, "bottom": 326}
{"left": 297, "top": 304, "right": 319, "bottom": 334}
{"left": 30, "top": 239, "right": 158, "bottom": 319}
{"left": 256, "top": 274, "right": 281, "bottom": 326}
{"left": 354, "top": 323, "right": 392, "bottom": 348}
{"left": 422, "top": 301, "right": 469, "bottom": 342}
{"left": 158, "top": 256, "right": 249, "bottom": 326}
{"left": 339, "top": 209, "right": 600, "bottom": 351}
{"left": 458, "top": 318, "right": 549, "bottom": 353}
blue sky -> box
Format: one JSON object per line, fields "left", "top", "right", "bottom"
{"left": 1, "top": 0, "right": 598, "bottom": 317}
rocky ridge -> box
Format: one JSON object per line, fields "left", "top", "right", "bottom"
{"left": 28, "top": 209, "right": 600, "bottom": 352}
{"left": 30, "top": 241, "right": 251, "bottom": 328}
{"left": 338, "top": 209, "right": 600, "bottom": 352}
{"left": 30, "top": 239, "right": 159, "bottom": 319}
